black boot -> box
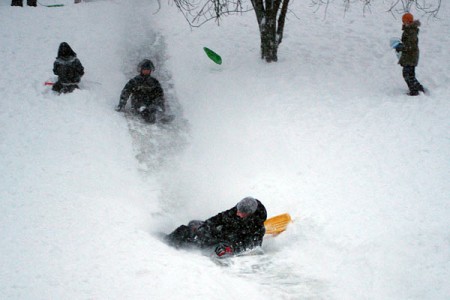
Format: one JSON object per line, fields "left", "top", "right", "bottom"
{"left": 11, "top": 0, "right": 23, "bottom": 6}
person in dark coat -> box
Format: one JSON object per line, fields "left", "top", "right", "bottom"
{"left": 52, "top": 42, "right": 84, "bottom": 94}
{"left": 115, "top": 59, "right": 165, "bottom": 124}
{"left": 165, "top": 197, "right": 267, "bottom": 258}
{"left": 394, "top": 13, "right": 425, "bottom": 96}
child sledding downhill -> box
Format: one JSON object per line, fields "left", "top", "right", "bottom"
{"left": 164, "top": 197, "right": 267, "bottom": 258}
{"left": 52, "top": 42, "right": 84, "bottom": 94}
{"left": 394, "top": 13, "right": 425, "bottom": 96}
{"left": 115, "top": 59, "right": 166, "bottom": 124}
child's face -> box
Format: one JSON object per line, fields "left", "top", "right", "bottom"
{"left": 237, "top": 211, "right": 250, "bottom": 219}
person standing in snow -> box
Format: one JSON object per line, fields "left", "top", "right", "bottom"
{"left": 164, "top": 197, "right": 267, "bottom": 258}
{"left": 11, "top": 0, "right": 36, "bottom": 6}
{"left": 115, "top": 59, "right": 166, "bottom": 124}
{"left": 52, "top": 42, "right": 84, "bottom": 94}
{"left": 394, "top": 12, "right": 425, "bottom": 96}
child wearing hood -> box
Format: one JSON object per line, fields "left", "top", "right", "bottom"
{"left": 52, "top": 42, "right": 84, "bottom": 94}
{"left": 394, "top": 13, "right": 425, "bottom": 96}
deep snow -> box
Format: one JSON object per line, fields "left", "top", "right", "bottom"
{"left": 0, "top": 0, "right": 449, "bottom": 299}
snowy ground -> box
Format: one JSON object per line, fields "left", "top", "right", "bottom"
{"left": 1, "top": 0, "right": 449, "bottom": 299}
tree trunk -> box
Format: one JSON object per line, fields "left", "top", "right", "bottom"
{"left": 252, "top": 0, "right": 290, "bottom": 62}
{"left": 260, "top": 18, "right": 278, "bottom": 62}
{"left": 11, "top": 0, "right": 23, "bottom": 6}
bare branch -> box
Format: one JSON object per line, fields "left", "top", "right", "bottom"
{"left": 172, "top": 0, "right": 252, "bottom": 27}
{"left": 308, "top": 0, "right": 441, "bottom": 20}
{"left": 387, "top": 0, "right": 442, "bottom": 18}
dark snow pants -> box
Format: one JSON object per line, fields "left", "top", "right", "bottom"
{"left": 11, "top": 0, "right": 36, "bottom": 6}
{"left": 52, "top": 82, "right": 79, "bottom": 94}
{"left": 165, "top": 225, "right": 201, "bottom": 249}
{"left": 402, "top": 66, "right": 423, "bottom": 95}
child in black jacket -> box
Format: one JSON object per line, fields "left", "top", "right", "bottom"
{"left": 165, "top": 197, "right": 267, "bottom": 258}
{"left": 52, "top": 42, "right": 84, "bottom": 94}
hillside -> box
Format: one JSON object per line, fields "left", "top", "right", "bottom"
{"left": 1, "top": 0, "right": 449, "bottom": 299}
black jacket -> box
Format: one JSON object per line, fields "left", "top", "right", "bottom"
{"left": 119, "top": 74, "right": 165, "bottom": 111}
{"left": 53, "top": 42, "right": 84, "bottom": 84}
{"left": 198, "top": 200, "right": 267, "bottom": 253}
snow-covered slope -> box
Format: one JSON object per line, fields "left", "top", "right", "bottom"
{"left": 1, "top": 0, "right": 449, "bottom": 299}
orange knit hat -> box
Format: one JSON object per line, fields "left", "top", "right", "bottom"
{"left": 402, "top": 13, "right": 414, "bottom": 24}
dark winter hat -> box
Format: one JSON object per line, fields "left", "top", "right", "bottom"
{"left": 138, "top": 59, "right": 155, "bottom": 72}
{"left": 57, "top": 42, "right": 76, "bottom": 58}
{"left": 237, "top": 197, "right": 258, "bottom": 214}
{"left": 402, "top": 13, "right": 414, "bottom": 24}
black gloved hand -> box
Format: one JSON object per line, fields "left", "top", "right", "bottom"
{"left": 115, "top": 104, "right": 124, "bottom": 112}
{"left": 395, "top": 43, "right": 404, "bottom": 52}
{"left": 215, "top": 243, "right": 233, "bottom": 257}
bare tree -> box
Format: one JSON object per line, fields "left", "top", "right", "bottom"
{"left": 172, "top": 0, "right": 441, "bottom": 63}
{"left": 173, "top": 0, "right": 290, "bottom": 62}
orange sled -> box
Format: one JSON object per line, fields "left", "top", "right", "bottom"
{"left": 264, "top": 213, "right": 292, "bottom": 235}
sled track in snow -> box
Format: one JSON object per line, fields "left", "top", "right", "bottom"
{"left": 122, "top": 28, "right": 189, "bottom": 174}
{"left": 222, "top": 252, "right": 329, "bottom": 299}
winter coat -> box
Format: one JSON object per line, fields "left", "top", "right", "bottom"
{"left": 53, "top": 42, "right": 84, "bottom": 85}
{"left": 119, "top": 74, "right": 165, "bottom": 111}
{"left": 399, "top": 20, "right": 420, "bottom": 67}
{"left": 198, "top": 199, "right": 267, "bottom": 253}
